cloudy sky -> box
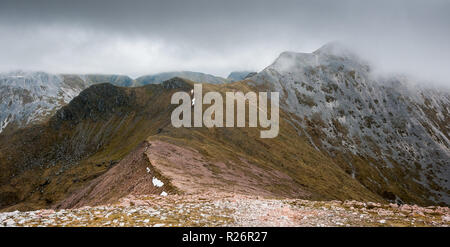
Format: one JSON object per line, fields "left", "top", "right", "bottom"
{"left": 0, "top": 0, "right": 449, "bottom": 84}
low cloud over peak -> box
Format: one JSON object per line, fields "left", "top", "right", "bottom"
{"left": 0, "top": 0, "right": 449, "bottom": 85}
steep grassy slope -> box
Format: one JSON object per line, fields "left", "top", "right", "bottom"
{"left": 145, "top": 82, "right": 383, "bottom": 202}
{"left": 55, "top": 81, "right": 383, "bottom": 208}
{"left": 0, "top": 79, "right": 190, "bottom": 211}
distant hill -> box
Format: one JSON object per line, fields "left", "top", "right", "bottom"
{"left": 227, "top": 71, "right": 256, "bottom": 82}
{"left": 79, "top": 74, "right": 134, "bottom": 87}
{"left": 134, "top": 71, "right": 229, "bottom": 86}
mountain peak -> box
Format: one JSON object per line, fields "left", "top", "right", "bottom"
{"left": 266, "top": 42, "right": 368, "bottom": 75}
{"left": 275, "top": 41, "right": 358, "bottom": 60}
{"left": 161, "top": 77, "right": 193, "bottom": 90}
{"left": 313, "top": 41, "right": 362, "bottom": 61}
{"left": 50, "top": 83, "right": 132, "bottom": 129}
{"left": 269, "top": 51, "right": 317, "bottom": 73}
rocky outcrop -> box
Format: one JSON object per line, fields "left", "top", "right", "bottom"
{"left": 0, "top": 71, "right": 86, "bottom": 134}
{"left": 0, "top": 72, "right": 135, "bottom": 134}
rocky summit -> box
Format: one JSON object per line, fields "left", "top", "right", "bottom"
{"left": 251, "top": 42, "right": 450, "bottom": 206}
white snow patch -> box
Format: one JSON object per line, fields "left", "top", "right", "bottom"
{"left": 160, "top": 191, "right": 168, "bottom": 196}
{"left": 146, "top": 167, "right": 151, "bottom": 173}
{"left": 0, "top": 117, "right": 11, "bottom": 133}
{"left": 152, "top": 177, "right": 164, "bottom": 187}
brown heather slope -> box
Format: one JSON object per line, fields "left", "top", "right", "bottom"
{"left": 54, "top": 81, "right": 383, "bottom": 209}
{"left": 146, "top": 82, "right": 384, "bottom": 201}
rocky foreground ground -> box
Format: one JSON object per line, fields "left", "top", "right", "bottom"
{"left": 1, "top": 193, "right": 449, "bottom": 227}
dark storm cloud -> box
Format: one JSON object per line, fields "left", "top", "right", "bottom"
{"left": 0, "top": 0, "right": 449, "bottom": 84}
